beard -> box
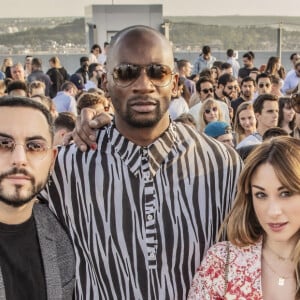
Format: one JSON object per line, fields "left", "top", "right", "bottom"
{"left": 114, "top": 96, "right": 170, "bottom": 128}
{"left": 0, "top": 167, "right": 46, "bottom": 207}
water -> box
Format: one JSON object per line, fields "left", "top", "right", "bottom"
{"left": 0, "top": 54, "right": 84, "bottom": 75}
{"left": 0, "top": 50, "right": 295, "bottom": 75}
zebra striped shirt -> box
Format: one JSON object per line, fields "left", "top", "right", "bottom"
{"left": 42, "top": 121, "right": 242, "bottom": 299}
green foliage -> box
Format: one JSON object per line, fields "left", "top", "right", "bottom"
{"left": 169, "top": 21, "right": 298, "bottom": 51}
{"left": 0, "top": 18, "right": 85, "bottom": 47}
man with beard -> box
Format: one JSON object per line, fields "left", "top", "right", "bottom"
{"left": 215, "top": 74, "right": 239, "bottom": 102}
{"left": 215, "top": 74, "right": 239, "bottom": 124}
{"left": 0, "top": 97, "right": 75, "bottom": 299}
{"left": 40, "top": 25, "right": 243, "bottom": 299}
{"left": 231, "top": 76, "right": 256, "bottom": 119}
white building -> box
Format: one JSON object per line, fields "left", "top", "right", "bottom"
{"left": 85, "top": 4, "right": 163, "bottom": 50}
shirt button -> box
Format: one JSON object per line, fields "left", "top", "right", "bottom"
{"left": 147, "top": 214, "right": 154, "bottom": 221}
{"left": 150, "top": 252, "right": 155, "bottom": 258}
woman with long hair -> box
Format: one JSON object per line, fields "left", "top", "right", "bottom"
{"left": 265, "top": 56, "right": 286, "bottom": 80}
{"left": 198, "top": 99, "right": 224, "bottom": 132}
{"left": 278, "top": 97, "right": 295, "bottom": 135}
{"left": 234, "top": 102, "right": 257, "bottom": 144}
{"left": 189, "top": 136, "right": 300, "bottom": 299}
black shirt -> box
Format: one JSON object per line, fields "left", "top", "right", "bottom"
{"left": 0, "top": 216, "right": 47, "bottom": 300}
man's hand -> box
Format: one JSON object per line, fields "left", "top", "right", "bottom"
{"left": 63, "top": 108, "right": 113, "bottom": 151}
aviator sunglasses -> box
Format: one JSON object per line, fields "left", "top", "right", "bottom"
{"left": 258, "top": 83, "right": 271, "bottom": 88}
{"left": 201, "top": 88, "right": 214, "bottom": 94}
{"left": 111, "top": 63, "right": 174, "bottom": 87}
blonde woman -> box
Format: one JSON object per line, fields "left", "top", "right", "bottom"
{"left": 189, "top": 136, "right": 300, "bottom": 299}
{"left": 198, "top": 99, "right": 224, "bottom": 132}
{"left": 234, "top": 102, "right": 257, "bottom": 144}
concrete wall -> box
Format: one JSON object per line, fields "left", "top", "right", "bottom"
{"left": 85, "top": 4, "right": 163, "bottom": 50}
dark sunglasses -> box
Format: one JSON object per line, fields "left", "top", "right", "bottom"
{"left": 205, "top": 106, "right": 218, "bottom": 114}
{"left": 258, "top": 83, "right": 271, "bottom": 88}
{"left": 201, "top": 88, "right": 214, "bottom": 94}
{"left": 111, "top": 63, "right": 173, "bottom": 87}
{"left": 291, "top": 93, "right": 300, "bottom": 113}
{"left": 224, "top": 127, "right": 233, "bottom": 134}
{"left": 227, "top": 85, "right": 238, "bottom": 90}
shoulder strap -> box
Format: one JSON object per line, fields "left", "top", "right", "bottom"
{"left": 224, "top": 241, "right": 230, "bottom": 296}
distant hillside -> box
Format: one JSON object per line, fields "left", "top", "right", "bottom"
{"left": 0, "top": 18, "right": 85, "bottom": 48}
{"left": 166, "top": 15, "right": 300, "bottom": 28}
{"left": 0, "top": 16, "right": 300, "bottom": 54}
{"left": 165, "top": 16, "right": 300, "bottom": 51}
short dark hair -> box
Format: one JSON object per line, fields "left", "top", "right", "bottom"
{"left": 90, "top": 44, "right": 102, "bottom": 53}
{"left": 213, "top": 61, "right": 223, "bottom": 69}
{"left": 80, "top": 56, "right": 89, "bottom": 64}
{"left": 221, "top": 62, "right": 232, "bottom": 70}
{"left": 227, "top": 49, "right": 234, "bottom": 57}
{"left": 31, "top": 57, "right": 42, "bottom": 68}
{"left": 218, "top": 73, "right": 235, "bottom": 86}
{"left": 241, "top": 76, "right": 256, "bottom": 87}
{"left": 290, "top": 52, "right": 299, "bottom": 61}
{"left": 177, "top": 59, "right": 189, "bottom": 70}
{"left": 7, "top": 80, "right": 27, "bottom": 94}
{"left": 195, "top": 76, "right": 214, "bottom": 93}
{"left": 242, "top": 52, "right": 253, "bottom": 61}
{"left": 253, "top": 93, "right": 278, "bottom": 114}
{"left": 202, "top": 45, "right": 211, "bottom": 55}
{"left": 88, "top": 63, "right": 101, "bottom": 77}
{"left": 54, "top": 112, "right": 76, "bottom": 132}
{"left": 262, "top": 127, "right": 289, "bottom": 140}
{"left": 0, "top": 96, "right": 54, "bottom": 138}
{"left": 256, "top": 72, "right": 271, "bottom": 84}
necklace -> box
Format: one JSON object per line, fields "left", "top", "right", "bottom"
{"left": 265, "top": 243, "right": 292, "bottom": 261}
{"left": 263, "top": 255, "right": 294, "bottom": 286}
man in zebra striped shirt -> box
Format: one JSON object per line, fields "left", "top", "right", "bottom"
{"left": 42, "top": 25, "right": 243, "bottom": 299}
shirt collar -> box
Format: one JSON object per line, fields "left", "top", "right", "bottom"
{"left": 106, "top": 121, "right": 179, "bottom": 177}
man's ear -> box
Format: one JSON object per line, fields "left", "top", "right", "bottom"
{"left": 50, "top": 146, "right": 58, "bottom": 171}
{"left": 255, "top": 112, "right": 260, "bottom": 122}
{"left": 171, "top": 73, "right": 179, "bottom": 98}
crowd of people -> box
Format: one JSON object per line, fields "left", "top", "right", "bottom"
{"left": 170, "top": 46, "right": 300, "bottom": 161}
{"left": 0, "top": 25, "right": 300, "bottom": 299}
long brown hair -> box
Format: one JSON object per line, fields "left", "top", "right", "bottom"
{"left": 220, "top": 137, "right": 300, "bottom": 298}
{"left": 234, "top": 102, "right": 256, "bottom": 143}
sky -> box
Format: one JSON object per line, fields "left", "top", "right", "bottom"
{"left": 2, "top": 0, "right": 300, "bottom": 18}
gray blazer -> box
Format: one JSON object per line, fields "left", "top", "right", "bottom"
{"left": 0, "top": 203, "right": 75, "bottom": 300}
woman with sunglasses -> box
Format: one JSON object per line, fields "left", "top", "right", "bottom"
{"left": 234, "top": 102, "right": 257, "bottom": 145}
{"left": 198, "top": 99, "right": 224, "bottom": 132}
{"left": 278, "top": 97, "right": 295, "bottom": 135}
{"left": 189, "top": 136, "right": 300, "bottom": 299}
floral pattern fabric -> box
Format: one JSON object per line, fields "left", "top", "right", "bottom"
{"left": 188, "top": 240, "right": 263, "bottom": 299}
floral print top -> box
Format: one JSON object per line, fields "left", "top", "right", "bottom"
{"left": 188, "top": 240, "right": 263, "bottom": 299}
